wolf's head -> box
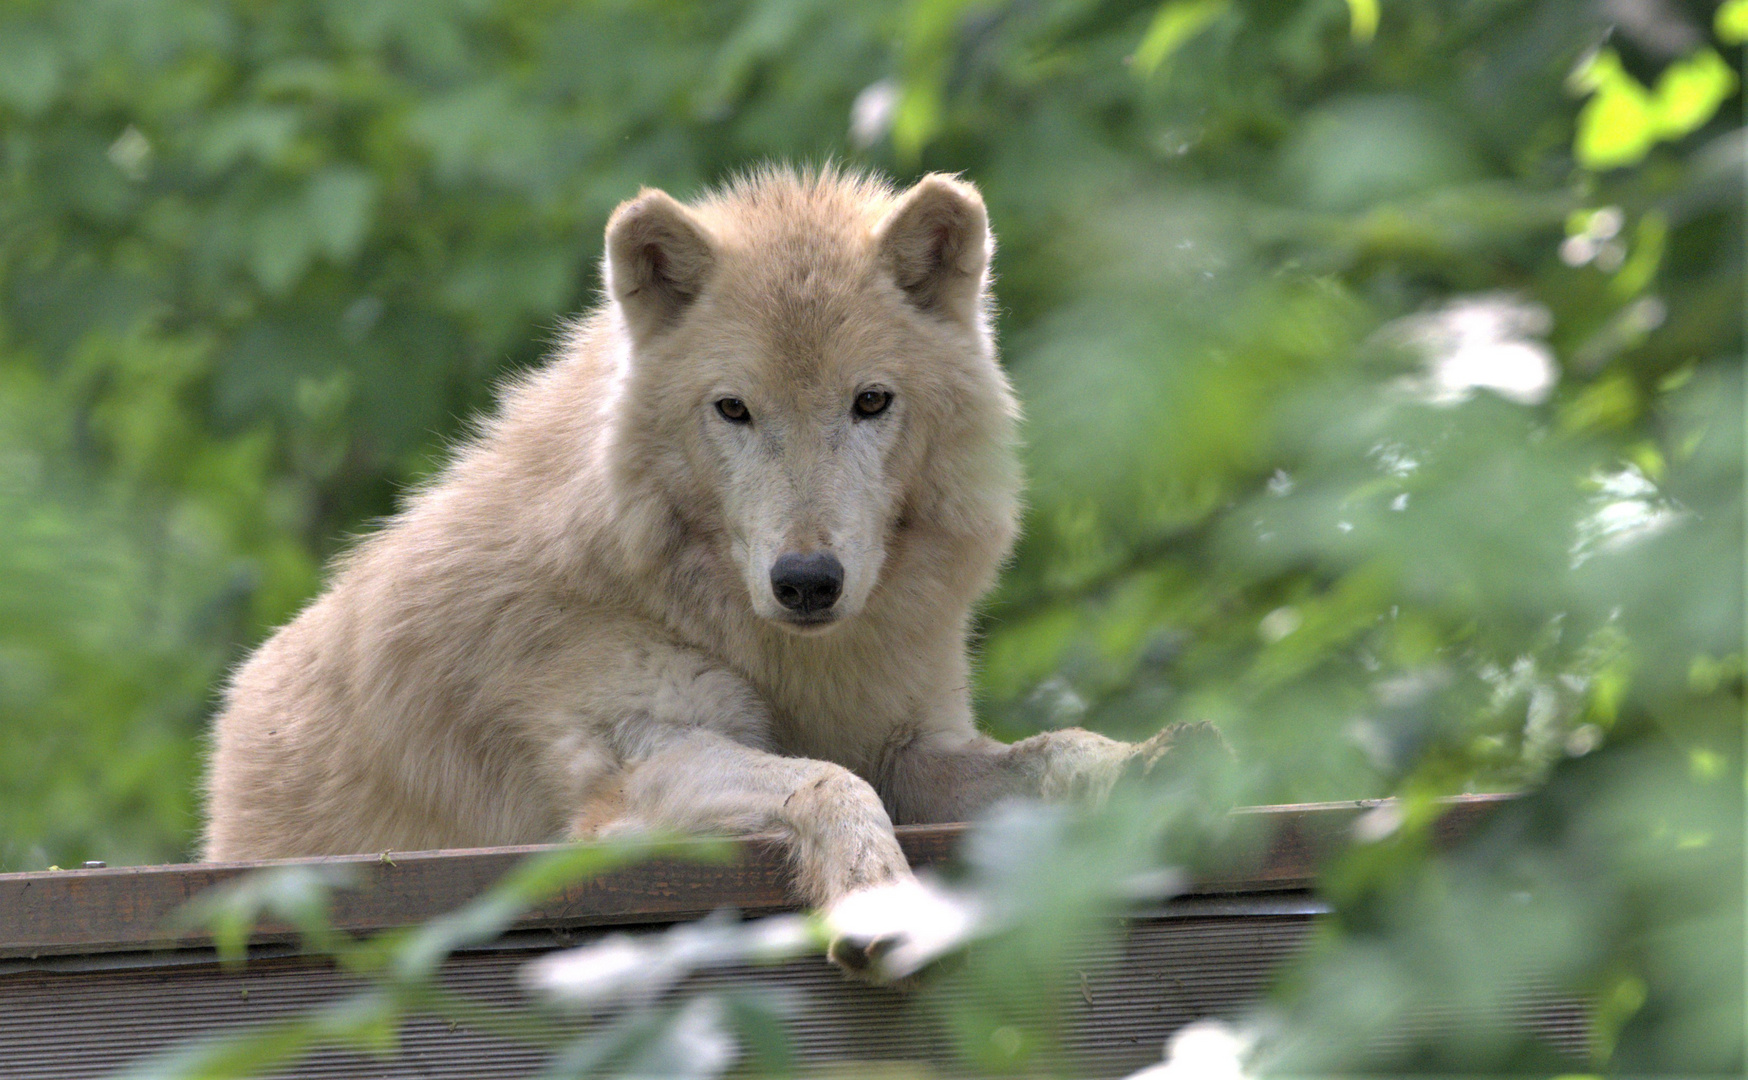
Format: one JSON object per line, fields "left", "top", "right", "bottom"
{"left": 599, "top": 169, "right": 1020, "bottom": 633}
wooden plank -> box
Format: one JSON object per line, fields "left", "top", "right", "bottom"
{"left": 0, "top": 829, "right": 960, "bottom": 960}
{"left": 0, "top": 796, "right": 1512, "bottom": 960}
{"left": 1226, "top": 792, "right": 1515, "bottom": 890}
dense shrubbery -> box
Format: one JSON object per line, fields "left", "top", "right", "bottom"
{"left": 1, "top": 0, "right": 1739, "bottom": 1075}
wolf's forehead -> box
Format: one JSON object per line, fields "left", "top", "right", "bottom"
{"left": 710, "top": 233, "right": 890, "bottom": 372}
{"left": 727, "top": 221, "right": 869, "bottom": 291}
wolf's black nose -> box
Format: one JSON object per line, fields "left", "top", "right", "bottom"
{"left": 770, "top": 552, "right": 844, "bottom": 614}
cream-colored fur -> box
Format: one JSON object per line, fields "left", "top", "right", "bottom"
{"left": 204, "top": 167, "right": 1172, "bottom": 957}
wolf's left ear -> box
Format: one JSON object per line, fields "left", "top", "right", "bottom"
{"left": 876, "top": 174, "right": 991, "bottom": 325}
{"left": 605, "top": 189, "right": 716, "bottom": 340}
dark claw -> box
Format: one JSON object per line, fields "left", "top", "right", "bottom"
{"left": 827, "top": 932, "right": 923, "bottom": 989}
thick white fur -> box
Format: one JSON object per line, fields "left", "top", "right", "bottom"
{"left": 203, "top": 168, "right": 1160, "bottom": 926}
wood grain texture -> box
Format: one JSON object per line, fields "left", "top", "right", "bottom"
{"left": 0, "top": 796, "right": 1514, "bottom": 960}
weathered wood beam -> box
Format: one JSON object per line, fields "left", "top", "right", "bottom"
{"left": 0, "top": 795, "right": 1513, "bottom": 959}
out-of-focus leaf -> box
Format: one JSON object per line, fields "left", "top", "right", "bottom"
{"left": 197, "top": 105, "right": 303, "bottom": 175}
{"left": 248, "top": 199, "right": 319, "bottom": 296}
{"left": 1573, "top": 47, "right": 1737, "bottom": 171}
{"left": 1344, "top": 0, "right": 1378, "bottom": 43}
{"left": 1650, "top": 49, "right": 1738, "bottom": 140}
{"left": 171, "top": 864, "right": 357, "bottom": 969}
{"left": 525, "top": 910, "right": 816, "bottom": 1007}
{"left": 540, "top": 995, "right": 740, "bottom": 1080}
{"left": 1572, "top": 50, "right": 1660, "bottom": 171}
{"left": 306, "top": 167, "right": 379, "bottom": 263}
{"left": 1133, "top": 0, "right": 1231, "bottom": 79}
{"left": 1718, "top": 0, "right": 1748, "bottom": 44}
{"left": 392, "top": 836, "right": 728, "bottom": 981}
{"left": 1276, "top": 96, "right": 1484, "bottom": 211}
{"left": 890, "top": 0, "right": 991, "bottom": 159}
{"left": 0, "top": 27, "right": 62, "bottom": 115}
{"left": 122, "top": 990, "right": 401, "bottom": 1080}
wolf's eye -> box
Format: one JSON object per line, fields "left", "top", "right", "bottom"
{"left": 853, "top": 389, "right": 893, "bottom": 418}
{"left": 715, "top": 397, "right": 751, "bottom": 424}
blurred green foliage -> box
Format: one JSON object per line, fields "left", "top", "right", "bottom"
{"left": 0, "top": 0, "right": 1740, "bottom": 1076}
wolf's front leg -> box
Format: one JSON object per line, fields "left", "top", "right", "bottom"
{"left": 573, "top": 728, "right": 913, "bottom": 908}
{"left": 573, "top": 727, "right": 921, "bottom": 977}
{"left": 878, "top": 722, "right": 1223, "bottom": 825}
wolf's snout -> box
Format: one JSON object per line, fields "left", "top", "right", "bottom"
{"left": 770, "top": 552, "right": 844, "bottom": 616}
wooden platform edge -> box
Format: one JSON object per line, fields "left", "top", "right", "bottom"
{"left": 0, "top": 795, "right": 1515, "bottom": 960}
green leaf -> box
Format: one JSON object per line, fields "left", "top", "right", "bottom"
{"left": 0, "top": 27, "right": 63, "bottom": 116}
{"left": 171, "top": 865, "right": 356, "bottom": 969}
{"left": 121, "top": 991, "right": 401, "bottom": 1080}
{"left": 892, "top": 78, "right": 944, "bottom": 163}
{"left": 390, "top": 836, "right": 728, "bottom": 982}
{"left": 197, "top": 105, "right": 303, "bottom": 175}
{"left": 1716, "top": 0, "right": 1748, "bottom": 44}
{"left": 1651, "top": 49, "right": 1737, "bottom": 140}
{"left": 249, "top": 200, "right": 318, "bottom": 296}
{"left": 1133, "top": 0, "right": 1231, "bottom": 79}
{"left": 1572, "top": 52, "right": 1658, "bottom": 171}
{"left": 306, "top": 167, "right": 379, "bottom": 263}
{"left": 891, "top": 0, "right": 993, "bottom": 160}
{"left": 1571, "top": 47, "right": 1738, "bottom": 171}
{"left": 1346, "top": 0, "right": 1380, "bottom": 44}
{"left": 1610, "top": 210, "right": 1667, "bottom": 299}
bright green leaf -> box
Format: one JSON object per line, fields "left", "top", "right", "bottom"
{"left": 1651, "top": 49, "right": 1738, "bottom": 139}
{"left": 1573, "top": 52, "right": 1658, "bottom": 170}
{"left": 1346, "top": 0, "right": 1380, "bottom": 43}
{"left": 1716, "top": 0, "right": 1748, "bottom": 44}
{"left": 1133, "top": 0, "right": 1231, "bottom": 79}
{"left": 892, "top": 79, "right": 944, "bottom": 163}
{"left": 891, "top": 0, "right": 992, "bottom": 159}
{"left": 1572, "top": 47, "right": 1739, "bottom": 170}
{"left": 1610, "top": 210, "right": 1666, "bottom": 298}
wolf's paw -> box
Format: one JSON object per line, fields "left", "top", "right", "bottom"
{"left": 1124, "top": 720, "right": 1232, "bottom": 782}
{"left": 821, "top": 876, "right": 982, "bottom": 985}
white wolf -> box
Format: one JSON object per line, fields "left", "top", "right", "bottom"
{"left": 204, "top": 167, "right": 1187, "bottom": 970}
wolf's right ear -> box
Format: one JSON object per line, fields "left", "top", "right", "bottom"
{"left": 605, "top": 190, "right": 716, "bottom": 340}
{"left": 876, "top": 174, "right": 991, "bottom": 326}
